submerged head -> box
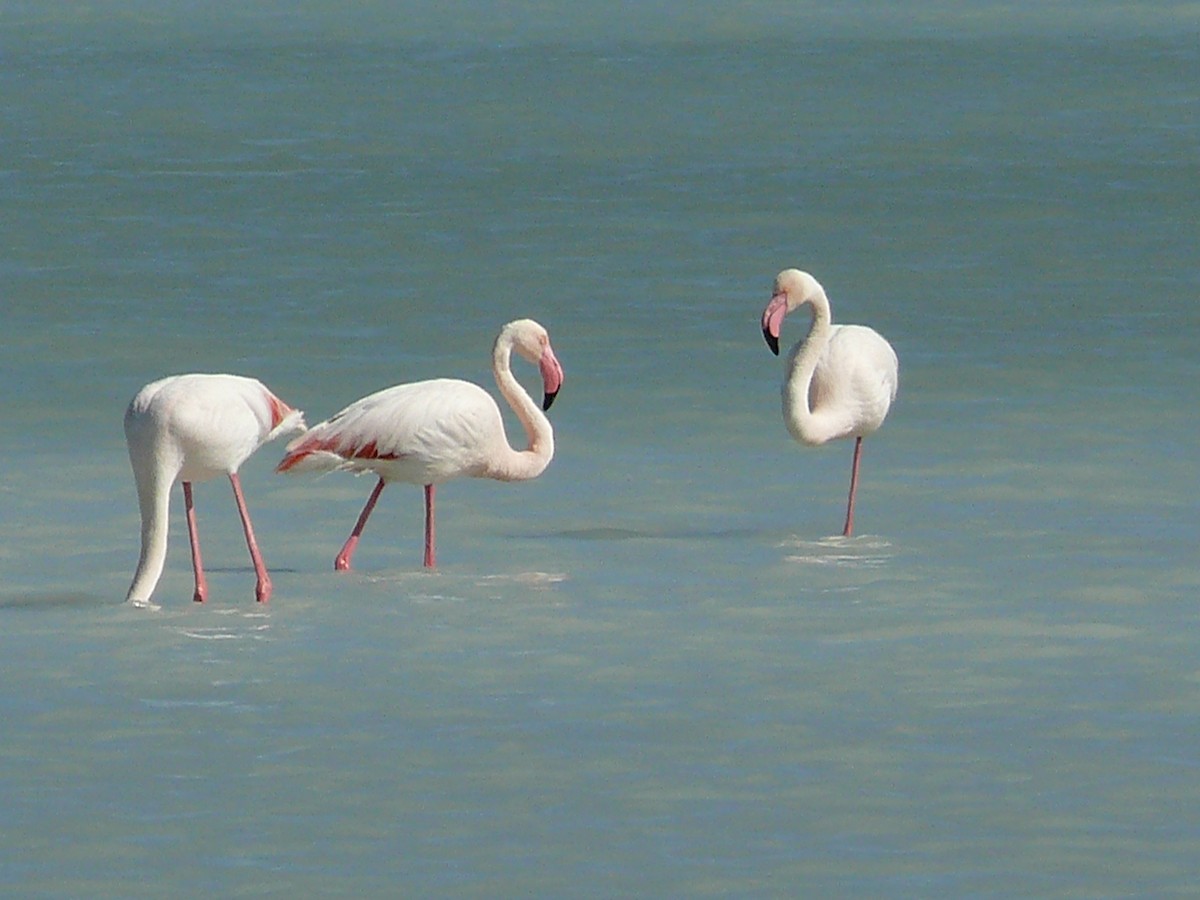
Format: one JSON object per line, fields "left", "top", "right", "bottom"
{"left": 496, "top": 318, "right": 565, "bottom": 411}
{"left": 760, "top": 269, "right": 826, "bottom": 355}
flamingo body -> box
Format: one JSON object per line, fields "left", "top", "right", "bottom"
{"left": 277, "top": 318, "right": 564, "bottom": 569}
{"left": 124, "top": 373, "right": 305, "bottom": 608}
{"left": 787, "top": 323, "right": 897, "bottom": 447}
{"left": 278, "top": 378, "right": 510, "bottom": 485}
{"left": 761, "top": 269, "right": 898, "bottom": 536}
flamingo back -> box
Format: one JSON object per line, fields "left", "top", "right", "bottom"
{"left": 277, "top": 378, "right": 506, "bottom": 485}
{"left": 126, "top": 374, "right": 302, "bottom": 484}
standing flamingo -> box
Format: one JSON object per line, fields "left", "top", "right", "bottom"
{"left": 761, "top": 269, "right": 898, "bottom": 537}
{"left": 276, "top": 318, "right": 564, "bottom": 570}
{"left": 124, "top": 374, "right": 305, "bottom": 608}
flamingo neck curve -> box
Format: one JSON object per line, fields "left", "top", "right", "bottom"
{"left": 781, "top": 289, "right": 843, "bottom": 447}
{"left": 487, "top": 336, "right": 555, "bottom": 481}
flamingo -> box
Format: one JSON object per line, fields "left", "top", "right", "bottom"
{"left": 276, "top": 318, "right": 564, "bottom": 570}
{"left": 124, "top": 373, "right": 305, "bottom": 609}
{"left": 761, "top": 269, "right": 898, "bottom": 537}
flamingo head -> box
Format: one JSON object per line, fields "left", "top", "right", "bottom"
{"left": 503, "top": 318, "right": 565, "bottom": 411}
{"left": 761, "top": 268, "right": 824, "bottom": 356}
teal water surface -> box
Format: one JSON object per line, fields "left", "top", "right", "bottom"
{"left": 2, "top": 3, "right": 1198, "bottom": 896}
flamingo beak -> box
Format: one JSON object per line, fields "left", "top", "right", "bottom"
{"left": 761, "top": 293, "right": 788, "bottom": 356}
{"left": 540, "top": 346, "right": 564, "bottom": 411}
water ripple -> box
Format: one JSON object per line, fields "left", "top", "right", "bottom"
{"left": 780, "top": 535, "right": 895, "bottom": 569}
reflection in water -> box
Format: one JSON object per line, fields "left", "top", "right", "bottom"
{"left": 0, "top": 592, "right": 102, "bottom": 609}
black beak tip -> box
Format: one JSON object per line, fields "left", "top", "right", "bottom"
{"left": 542, "top": 391, "right": 558, "bottom": 412}
{"left": 763, "top": 329, "right": 780, "bottom": 356}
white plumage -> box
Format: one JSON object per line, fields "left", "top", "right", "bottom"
{"left": 277, "top": 319, "right": 564, "bottom": 569}
{"left": 124, "top": 373, "right": 305, "bottom": 608}
{"left": 761, "top": 269, "right": 898, "bottom": 537}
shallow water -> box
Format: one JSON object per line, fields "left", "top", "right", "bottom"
{"left": 2, "top": 3, "right": 1199, "bottom": 896}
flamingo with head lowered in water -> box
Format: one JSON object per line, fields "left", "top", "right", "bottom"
{"left": 124, "top": 373, "right": 305, "bottom": 608}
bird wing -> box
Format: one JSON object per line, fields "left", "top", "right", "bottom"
{"left": 278, "top": 379, "right": 502, "bottom": 480}
{"left": 811, "top": 325, "right": 898, "bottom": 438}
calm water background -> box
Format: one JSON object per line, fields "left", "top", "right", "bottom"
{"left": 2, "top": 2, "right": 1198, "bottom": 895}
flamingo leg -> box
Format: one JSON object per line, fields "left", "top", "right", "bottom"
{"left": 182, "top": 481, "right": 208, "bottom": 603}
{"left": 842, "top": 437, "right": 864, "bottom": 538}
{"left": 336, "top": 477, "right": 386, "bottom": 571}
{"left": 229, "top": 472, "right": 272, "bottom": 603}
{"left": 423, "top": 484, "right": 436, "bottom": 569}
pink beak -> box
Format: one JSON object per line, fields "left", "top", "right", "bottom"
{"left": 761, "top": 293, "right": 789, "bottom": 355}
{"left": 540, "top": 346, "right": 564, "bottom": 411}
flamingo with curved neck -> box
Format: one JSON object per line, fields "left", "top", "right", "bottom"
{"left": 761, "top": 269, "right": 898, "bottom": 537}
{"left": 277, "top": 318, "right": 564, "bottom": 569}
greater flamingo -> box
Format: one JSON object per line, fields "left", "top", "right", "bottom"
{"left": 124, "top": 373, "right": 305, "bottom": 608}
{"left": 276, "top": 318, "right": 564, "bottom": 569}
{"left": 761, "top": 269, "right": 898, "bottom": 537}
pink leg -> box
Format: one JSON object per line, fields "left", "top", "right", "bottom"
{"left": 423, "top": 484, "right": 436, "bottom": 569}
{"left": 336, "top": 478, "right": 386, "bottom": 571}
{"left": 229, "top": 473, "right": 272, "bottom": 603}
{"left": 183, "top": 481, "right": 208, "bottom": 603}
{"left": 842, "top": 437, "right": 863, "bottom": 538}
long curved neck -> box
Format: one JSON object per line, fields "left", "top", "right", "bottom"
{"left": 487, "top": 340, "right": 555, "bottom": 481}
{"left": 782, "top": 292, "right": 837, "bottom": 446}
{"left": 126, "top": 459, "right": 172, "bottom": 605}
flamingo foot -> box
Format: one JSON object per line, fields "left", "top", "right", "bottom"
{"left": 335, "top": 479, "right": 383, "bottom": 572}
{"left": 334, "top": 538, "right": 357, "bottom": 571}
